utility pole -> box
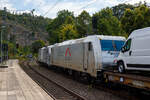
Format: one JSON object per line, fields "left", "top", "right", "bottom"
{"left": 1, "top": 26, "right": 5, "bottom": 64}
{"left": 1, "top": 27, "right": 2, "bottom": 63}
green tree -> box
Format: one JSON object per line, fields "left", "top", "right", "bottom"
{"left": 7, "top": 42, "right": 17, "bottom": 58}
{"left": 31, "top": 40, "right": 45, "bottom": 54}
{"left": 65, "top": 16, "right": 75, "bottom": 25}
{"left": 57, "top": 10, "right": 74, "bottom": 25}
{"left": 121, "top": 9, "right": 135, "bottom": 34}
{"left": 47, "top": 10, "right": 75, "bottom": 44}
{"left": 76, "top": 10, "right": 92, "bottom": 37}
{"left": 121, "top": 4, "right": 150, "bottom": 35}
{"left": 59, "top": 24, "right": 78, "bottom": 42}
{"left": 112, "top": 4, "right": 135, "bottom": 19}
{"left": 58, "top": 15, "right": 78, "bottom": 42}
{"left": 93, "top": 7, "right": 123, "bottom": 36}
{"left": 133, "top": 5, "right": 150, "bottom": 29}
{"left": 47, "top": 19, "right": 60, "bottom": 44}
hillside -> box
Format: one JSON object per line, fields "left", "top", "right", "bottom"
{"left": 0, "top": 9, "right": 51, "bottom": 46}
{"left": 0, "top": 2, "right": 150, "bottom": 58}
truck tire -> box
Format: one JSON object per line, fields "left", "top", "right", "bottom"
{"left": 118, "top": 62, "right": 125, "bottom": 73}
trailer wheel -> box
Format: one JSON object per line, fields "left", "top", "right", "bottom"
{"left": 118, "top": 62, "right": 125, "bottom": 73}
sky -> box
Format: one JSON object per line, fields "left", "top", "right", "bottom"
{"left": 0, "top": 0, "right": 150, "bottom": 18}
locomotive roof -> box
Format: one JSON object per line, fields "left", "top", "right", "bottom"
{"left": 54, "top": 35, "right": 125, "bottom": 46}
{"left": 96, "top": 35, "right": 125, "bottom": 40}
{"left": 41, "top": 47, "right": 46, "bottom": 49}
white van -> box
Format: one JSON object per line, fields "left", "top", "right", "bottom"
{"left": 117, "top": 27, "right": 150, "bottom": 73}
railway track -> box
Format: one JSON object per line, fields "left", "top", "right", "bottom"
{"left": 21, "top": 60, "right": 150, "bottom": 100}
{"left": 21, "top": 61, "right": 86, "bottom": 100}
{"left": 35, "top": 62, "right": 150, "bottom": 100}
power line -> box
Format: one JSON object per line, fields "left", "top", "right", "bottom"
{"left": 43, "top": 0, "right": 62, "bottom": 17}
{"left": 76, "top": 0, "right": 131, "bottom": 12}
{"left": 80, "top": 0, "right": 97, "bottom": 10}
{"left": 123, "top": 0, "right": 132, "bottom": 3}
{"left": 75, "top": 0, "right": 97, "bottom": 12}
{"left": 33, "top": 1, "right": 44, "bottom": 12}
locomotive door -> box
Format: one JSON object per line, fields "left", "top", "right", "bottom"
{"left": 83, "top": 42, "right": 89, "bottom": 71}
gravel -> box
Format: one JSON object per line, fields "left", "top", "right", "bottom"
{"left": 28, "top": 61, "right": 128, "bottom": 100}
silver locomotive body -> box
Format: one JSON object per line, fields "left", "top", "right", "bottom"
{"left": 39, "top": 35, "right": 125, "bottom": 77}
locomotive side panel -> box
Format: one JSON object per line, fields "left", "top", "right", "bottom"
{"left": 38, "top": 49, "right": 41, "bottom": 62}
{"left": 43, "top": 48, "right": 47, "bottom": 64}
{"left": 51, "top": 43, "right": 84, "bottom": 71}
{"left": 70, "top": 42, "right": 97, "bottom": 77}
{"left": 51, "top": 42, "right": 97, "bottom": 77}
{"left": 46, "top": 46, "right": 53, "bottom": 66}
{"left": 51, "top": 45, "right": 66, "bottom": 67}
{"left": 67, "top": 43, "right": 84, "bottom": 71}
{"left": 84, "top": 43, "right": 97, "bottom": 77}
{"left": 41, "top": 48, "right": 44, "bottom": 63}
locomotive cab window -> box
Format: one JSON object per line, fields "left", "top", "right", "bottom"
{"left": 100, "top": 40, "right": 125, "bottom": 51}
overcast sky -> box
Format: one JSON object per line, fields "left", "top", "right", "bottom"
{"left": 0, "top": 0, "right": 150, "bottom": 18}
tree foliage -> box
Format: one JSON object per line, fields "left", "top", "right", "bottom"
{"left": 76, "top": 10, "right": 92, "bottom": 37}
{"left": 31, "top": 40, "right": 45, "bottom": 54}
{"left": 59, "top": 15, "right": 78, "bottom": 41}
{"left": 93, "top": 7, "right": 123, "bottom": 36}
{"left": 121, "top": 4, "right": 150, "bottom": 35}
{"left": 47, "top": 10, "right": 75, "bottom": 44}
{"left": 0, "top": 9, "right": 51, "bottom": 33}
{"left": 59, "top": 24, "right": 78, "bottom": 42}
{"left": 1, "top": 2, "right": 150, "bottom": 57}
{"left": 47, "top": 2, "right": 150, "bottom": 45}
{"left": 112, "top": 4, "right": 135, "bottom": 19}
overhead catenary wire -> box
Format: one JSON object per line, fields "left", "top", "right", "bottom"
{"left": 80, "top": 0, "right": 97, "bottom": 10}
{"left": 32, "top": 1, "right": 45, "bottom": 13}
{"left": 75, "top": 0, "right": 133, "bottom": 12}
{"left": 75, "top": 0, "right": 97, "bottom": 12}
{"left": 123, "top": 0, "right": 132, "bottom": 4}
{"left": 43, "top": 0, "right": 63, "bottom": 17}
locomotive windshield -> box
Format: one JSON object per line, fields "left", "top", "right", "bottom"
{"left": 100, "top": 40, "right": 125, "bottom": 51}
